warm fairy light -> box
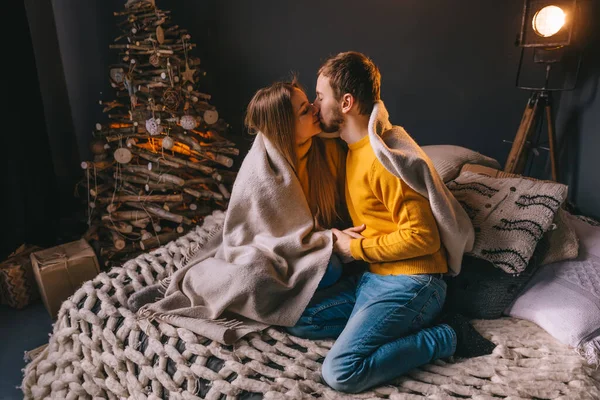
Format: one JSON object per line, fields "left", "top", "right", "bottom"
{"left": 109, "top": 123, "right": 133, "bottom": 128}
{"left": 532, "top": 6, "right": 566, "bottom": 37}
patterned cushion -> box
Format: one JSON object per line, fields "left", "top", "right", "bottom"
{"left": 448, "top": 171, "right": 568, "bottom": 275}
{"left": 460, "top": 164, "right": 580, "bottom": 267}
{"left": 421, "top": 145, "right": 501, "bottom": 182}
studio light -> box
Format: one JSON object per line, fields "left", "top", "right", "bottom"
{"left": 503, "top": 0, "right": 582, "bottom": 182}
{"left": 532, "top": 5, "right": 566, "bottom": 37}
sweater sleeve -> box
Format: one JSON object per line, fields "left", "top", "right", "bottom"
{"left": 349, "top": 161, "right": 441, "bottom": 263}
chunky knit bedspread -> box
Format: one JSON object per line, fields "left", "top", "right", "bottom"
{"left": 21, "top": 213, "right": 600, "bottom": 399}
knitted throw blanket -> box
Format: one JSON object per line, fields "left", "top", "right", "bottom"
{"left": 21, "top": 215, "right": 600, "bottom": 399}
{"left": 368, "top": 101, "right": 475, "bottom": 275}
{"left": 132, "top": 132, "right": 333, "bottom": 344}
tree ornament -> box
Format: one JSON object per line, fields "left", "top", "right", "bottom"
{"left": 156, "top": 25, "right": 165, "bottom": 44}
{"left": 91, "top": 138, "right": 107, "bottom": 155}
{"left": 145, "top": 118, "right": 161, "bottom": 135}
{"left": 109, "top": 68, "right": 125, "bottom": 85}
{"left": 180, "top": 115, "right": 198, "bottom": 130}
{"left": 162, "top": 88, "right": 182, "bottom": 112}
{"left": 149, "top": 54, "right": 160, "bottom": 67}
{"left": 203, "top": 109, "right": 219, "bottom": 125}
{"left": 162, "top": 136, "right": 174, "bottom": 150}
{"left": 181, "top": 63, "right": 196, "bottom": 83}
{"left": 114, "top": 148, "right": 133, "bottom": 164}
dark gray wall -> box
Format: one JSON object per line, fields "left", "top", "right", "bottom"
{"left": 27, "top": 0, "right": 600, "bottom": 223}
{"left": 555, "top": 0, "right": 600, "bottom": 218}
{"left": 51, "top": 0, "right": 123, "bottom": 162}
{"left": 207, "top": 0, "right": 532, "bottom": 160}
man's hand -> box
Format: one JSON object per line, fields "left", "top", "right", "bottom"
{"left": 332, "top": 224, "right": 366, "bottom": 263}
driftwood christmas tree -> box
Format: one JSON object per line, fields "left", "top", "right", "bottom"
{"left": 82, "top": 0, "right": 238, "bottom": 266}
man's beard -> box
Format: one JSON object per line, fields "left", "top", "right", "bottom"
{"left": 319, "top": 107, "right": 344, "bottom": 133}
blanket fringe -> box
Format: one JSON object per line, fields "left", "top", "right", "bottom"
{"left": 577, "top": 337, "right": 600, "bottom": 370}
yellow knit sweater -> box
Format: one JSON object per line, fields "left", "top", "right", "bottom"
{"left": 346, "top": 135, "right": 448, "bottom": 275}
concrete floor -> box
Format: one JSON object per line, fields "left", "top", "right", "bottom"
{"left": 0, "top": 301, "right": 53, "bottom": 400}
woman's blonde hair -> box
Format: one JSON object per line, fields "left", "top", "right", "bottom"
{"left": 244, "top": 80, "right": 344, "bottom": 229}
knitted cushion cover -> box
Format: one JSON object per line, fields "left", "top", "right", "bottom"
{"left": 21, "top": 212, "right": 600, "bottom": 399}
{"left": 447, "top": 171, "right": 568, "bottom": 275}
{"left": 444, "top": 255, "right": 539, "bottom": 320}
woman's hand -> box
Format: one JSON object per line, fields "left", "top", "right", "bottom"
{"left": 332, "top": 224, "right": 366, "bottom": 263}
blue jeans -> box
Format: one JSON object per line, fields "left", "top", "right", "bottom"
{"left": 287, "top": 272, "right": 456, "bottom": 393}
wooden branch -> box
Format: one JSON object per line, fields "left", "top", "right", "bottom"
{"left": 116, "top": 173, "right": 175, "bottom": 190}
{"left": 140, "top": 231, "right": 181, "bottom": 250}
{"left": 81, "top": 160, "right": 114, "bottom": 171}
{"left": 122, "top": 165, "right": 185, "bottom": 186}
{"left": 104, "top": 220, "right": 134, "bottom": 234}
{"left": 217, "top": 183, "right": 231, "bottom": 200}
{"left": 183, "top": 187, "right": 223, "bottom": 201}
{"left": 96, "top": 194, "right": 183, "bottom": 204}
{"left": 130, "top": 217, "right": 151, "bottom": 229}
{"left": 147, "top": 150, "right": 216, "bottom": 176}
{"left": 125, "top": 202, "right": 192, "bottom": 225}
{"left": 102, "top": 211, "right": 149, "bottom": 221}
{"left": 109, "top": 230, "right": 126, "bottom": 250}
{"left": 90, "top": 183, "right": 112, "bottom": 198}
{"left": 131, "top": 147, "right": 182, "bottom": 168}
{"left": 185, "top": 177, "right": 214, "bottom": 185}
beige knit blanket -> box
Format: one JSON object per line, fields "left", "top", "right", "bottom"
{"left": 133, "top": 132, "right": 334, "bottom": 344}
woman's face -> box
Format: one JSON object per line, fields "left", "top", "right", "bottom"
{"left": 291, "top": 88, "right": 321, "bottom": 144}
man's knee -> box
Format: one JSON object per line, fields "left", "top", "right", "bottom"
{"left": 321, "top": 355, "right": 364, "bottom": 393}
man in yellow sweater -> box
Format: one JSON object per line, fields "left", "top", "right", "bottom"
{"left": 287, "top": 52, "right": 495, "bottom": 393}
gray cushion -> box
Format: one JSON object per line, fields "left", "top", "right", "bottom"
{"left": 422, "top": 145, "right": 500, "bottom": 182}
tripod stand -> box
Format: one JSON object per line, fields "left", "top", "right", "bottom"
{"left": 504, "top": 87, "right": 559, "bottom": 181}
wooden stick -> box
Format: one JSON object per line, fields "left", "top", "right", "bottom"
{"left": 130, "top": 217, "right": 151, "bottom": 229}
{"left": 125, "top": 202, "right": 192, "bottom": 225}
{"left": 81, "top": 160, "right": 114, "bottom": 170}
{"left": 90, "top": 183, "right": 112, "bottom": 198}
{"left": 102, "top": 211, "right": 149, "bottom": 221}
{"left": 140, "top": 231, "right": 181, "bottom": 250}
{"left": 122, "top": 165, "right": 185, "bottom": 186}
{"left": 96, "top": 194, "right": 183, "bottom": 204}
{"left": 149, "top": 150, "right": 216, "bottom": 175}
{"left": 185, "top": 177, "right": 214, "bottom": 185}
{"left": 109, "top": 230, "right": 126, "bottom": 250}
{"left": 104, "top": 220, "right": 134, "bottom": 234}
{"left": 130, "top": 147, "right": 182, "bottom": 168}
{"left": 183, "top": 187, "right": 223, "bottom": 201}
{"left": 116, "top": 173, "right": 175, "bottom": 190}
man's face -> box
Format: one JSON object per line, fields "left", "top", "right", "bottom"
{"left": 315, "top": 75, "right": 344, "bottom": 133}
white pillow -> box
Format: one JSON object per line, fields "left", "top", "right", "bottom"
{"left": 422, "top": 145, "right": 501, "bottom": 182}
{"left": 505, "top": 212, "right": 600, "bottom": 368}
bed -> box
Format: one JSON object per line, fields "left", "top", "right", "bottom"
{"left": 21, "top": 216, "right": 600, "bottom": 399}
{"left": 21, "top": 148, "right": 600, "bottom": 399}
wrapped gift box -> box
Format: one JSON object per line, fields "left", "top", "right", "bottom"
{"left": 0, "top": 244, "right": 42, "bottom": 309}
{"left": 30, "top": 238, "right": 100, "bottom": 318}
